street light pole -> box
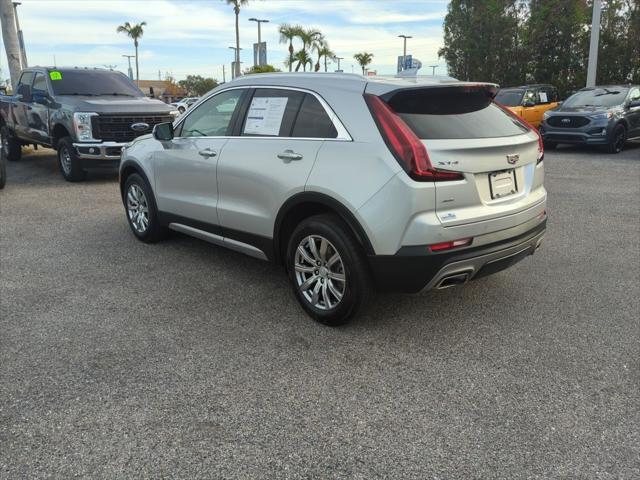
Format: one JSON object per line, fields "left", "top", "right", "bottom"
{"left": 248, "top": 18, "right": 269, "bottom": 67}
{"left": 122, "top": 55, "right": 135, "bottom": 80}
{"left": 398, "top": 34, "right": 412, "bottom": 71}
{"left": 335, "top": 56, "right": 344, "bottom": 72}
{"left": 429, "top": 65, "right": 437, "bottom": 76}
{"left": 586, "top": 0, "right": 602, "bottom": 87}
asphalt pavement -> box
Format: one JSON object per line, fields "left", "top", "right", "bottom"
{"left": 1, "top": 143, "right": 639, "bottom": 478}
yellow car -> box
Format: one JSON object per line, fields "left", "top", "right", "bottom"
{"left": 495, "top": 84, "right": 560, "bottom": 128}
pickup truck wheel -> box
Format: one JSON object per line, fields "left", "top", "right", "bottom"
{"left": 123, "top": 173, "right": 167, "bottom": 243}
{"left": 286, "top": 214, "right": 372, "bottom": 326}
{"left": 57, "top": 137, "right": 86, "bottom": 182}
{"left": 0, "top": 126, "right": 22, "bottom": 162}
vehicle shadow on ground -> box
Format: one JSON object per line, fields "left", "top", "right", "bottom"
{"left": 552, "top": 139, "right": 639, "bottom": 158}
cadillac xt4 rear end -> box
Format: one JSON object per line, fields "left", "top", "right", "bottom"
{"left": 359, "top": 81, "right": 546, "bottom": 295}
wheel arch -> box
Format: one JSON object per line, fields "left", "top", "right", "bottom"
{"left": 273, "top": 192, "right": 375, "bottom": 265}
{"left": 51, "top": 123, "right": 71, "bottom": 149}
{"left": 119, "top": 160, "right": 154, "bottom": 203}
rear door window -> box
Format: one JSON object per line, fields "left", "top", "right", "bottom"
{"left": 389, "top": 88, "right": 529, "bottom": 139}
{"left": 291, "top": 94, "right": 338, "bottom": 138}
{"left": 241, "top": 88, "right": 304, "bottom": 137}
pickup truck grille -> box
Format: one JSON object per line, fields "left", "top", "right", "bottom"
{"left": 92, "top": 114, "right": 173, "bottom": 142}
{"left": 546, "top": 116, "right": 590, "bottom": 128}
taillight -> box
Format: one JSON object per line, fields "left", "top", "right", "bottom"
{"left": 429, "top": 237, "right": 473, "bottom": 252}
{"left": 364, "top": 93, "right": 464, "bottom": 182}
{"left": 494, "top": 101, "right": 544, "bottom": 164}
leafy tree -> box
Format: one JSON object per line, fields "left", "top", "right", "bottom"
{"left": 244, "top": 64, "right": 281, "bottom": 74}
{"left": 353, "top": 52, "right": 374, "bottom": 75}
{"left": 178, "top": 75, "right": 219, "bottom": 96}
{"left": 596, "top": 0, "right": 640, "bottom": 84}
{"left": 116, "top": 21, "right": 147, "bottom": 83}
{"left": 294, "top": 28, "right": 323, "bottom": 72}
{"left": 314, "top": 40, "right": 335, "bottom": 72}
{"left": 291, "top": 50, "right": 313, "bottom": 72}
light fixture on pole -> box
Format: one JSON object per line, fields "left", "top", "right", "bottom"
{"left": 429, "top": 65, "right": 437, "bottom": 76}
{"left": 248, "top": 17, "right": 269, "bottom": 67}
{"left": 398, "top": 34, "right": 412, "bottom": 71}
{"left": 335, "top": 56, "right": 344, "bottom": 72}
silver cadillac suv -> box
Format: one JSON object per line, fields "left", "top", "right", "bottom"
{"left": 119, "top": 73, "right": 547, "bottom": 325}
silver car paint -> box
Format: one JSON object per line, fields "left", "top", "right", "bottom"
{"left": 121, "top": 73, "right": 546, "bottom": 258}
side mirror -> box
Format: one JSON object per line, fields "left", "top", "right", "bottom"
{"left": 153, "top": 122, "right": 174, "bottom": 141}
{"left": 17, "top": 84, "right": 32, "bottom": 103}
{"left": 32, "top": 93, "right": 50, "bottom": 106}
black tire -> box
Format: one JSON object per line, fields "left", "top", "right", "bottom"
{"left": 123, "top": 173, "right": 167, "bottom": 243}
{"left": 605, "top": 124, "right": 626, "bottom": 154}
{"left": 1, "top": 126, "right": 22, "bottom": 161}
{"left": 57, "top": 137, "right": 86, "bottom": 182}
{"left": 543, "top": 140, "right": 557, "bottom": 150}
{"left": 286, "top": 214, "right": 372, "bottom": 326}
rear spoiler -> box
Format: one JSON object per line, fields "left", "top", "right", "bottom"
{"left": 365, "top": 81, "right": 499, "bottom": 101}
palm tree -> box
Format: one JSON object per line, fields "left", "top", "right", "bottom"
{"left": 294, "top": 28, "right": 322, "bottom": 72}
{"left": 292, "top": 50, "right": 313, "bottom": 72}
{"left": 279, "top": 24, "right": 303, "bottom": 73}
{"left": 353, "top": 52, "right": 374, "bottom": 75}
{"left": 116, "top": 21, "right": 147, "bottom": 84}
{"left": 224, "top": 0, "right": 249, "bottom": 78}
{"left": 316, "top": 45, "right": 336, "bottom": 73}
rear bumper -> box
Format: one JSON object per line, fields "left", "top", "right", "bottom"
{"left": 368, "top": 220, "right": 546, "bottom": 293}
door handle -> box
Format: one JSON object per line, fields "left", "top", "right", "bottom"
{"left": 198, "top": 148, "right": 217, "bottom": 158}
{"left": 277, "top": 150, "right": 303, "bottom": 161}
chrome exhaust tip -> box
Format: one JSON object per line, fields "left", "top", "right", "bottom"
{"left": 436, "top": 272, "right": 470, "bottom": 289}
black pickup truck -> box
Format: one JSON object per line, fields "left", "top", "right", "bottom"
{"left": 0, "top": 67, "right": 177, "bottom": 181}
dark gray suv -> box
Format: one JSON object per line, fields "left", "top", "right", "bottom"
{"left": 540, "top": 85, "right": 640, "bottom": 153}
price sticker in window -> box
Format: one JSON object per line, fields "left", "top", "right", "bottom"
{"left": 49, "top": 71, "right": 62, "bottom": 81}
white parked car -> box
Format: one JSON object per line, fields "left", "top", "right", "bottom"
{"left": 119, "top": 73, "right": 547, "bottom": 325}
{"left": 175, "top": 97, "right": 199, "bottom": 114}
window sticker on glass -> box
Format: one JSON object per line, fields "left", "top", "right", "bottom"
{"left": 49, "top": 71, "right": 62, "bottom": 81}
{"left": 244, "top": 97, "right": 288, "bottom": 136}
{"left": 538, "top": 92, "right": 548, "bottom": 103}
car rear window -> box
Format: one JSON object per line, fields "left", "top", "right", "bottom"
{"left": 495, "top": 89, "right": 525, "bottom": 107}
{"left": 292, "top": 94, "right": 337, "bottom": 138}
{"left": 387, "top": 87, "right": 529, "bottom": 139}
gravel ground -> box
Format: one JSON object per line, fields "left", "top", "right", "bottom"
{"left": 1, "top": 143, "right": 639, "bottom": 479}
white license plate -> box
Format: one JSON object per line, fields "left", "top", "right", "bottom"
{"left": 489, "top": 169, "right": 518, "bottom": 199}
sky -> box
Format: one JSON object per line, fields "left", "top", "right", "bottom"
{"left": 2, "top": 0, "right": 449, "bottom": 82}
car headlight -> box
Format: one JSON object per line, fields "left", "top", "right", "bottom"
{"left": 73, "top": 112, "right": 98, "bottom": 142}
{"left": 590, "top": 112, "right": 613, "bottom": 120}
{"left": 542, "top": 110, "right": 554, "bottom": 121}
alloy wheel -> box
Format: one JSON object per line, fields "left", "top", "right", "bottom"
{"left": 126, "top": 183, "right": 150, "bottom": 234}
{"left": 60, "top": 145, "right": 72, "bottom": 175}
{"left": 0, "top": 131, "right": 7, "bottom": 158}
{"left": 294, "top": 235, "right": 346, "bottom": 310}
{"left": 614, "top": 128, "right": 625, "bottom": 152}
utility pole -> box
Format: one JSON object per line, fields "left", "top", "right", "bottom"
{"left": 398, "top": 34, "right": 412, "bottom": 71}
{"left": 222, "top": 64, "right": 226, "bottom": 83}
{"left": 12, "top": 2, "right": 26, "bottom": 68}
{"left": 586, "top": 0, "right": 602, "bottom": 87}
{"left": 248, "top": 18, "right": 269, "bottom": 67}
{"left": 122, "top": 54, "right": 134, "bottom": 80}
{"left": 335, "top": 56, "right": 344, "bottom": 72}
{"left": 429, "top": 65, "right": 437, "bottom": 76}
{"left": 0, "top": 0, "right": 22, "bottom": 89}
